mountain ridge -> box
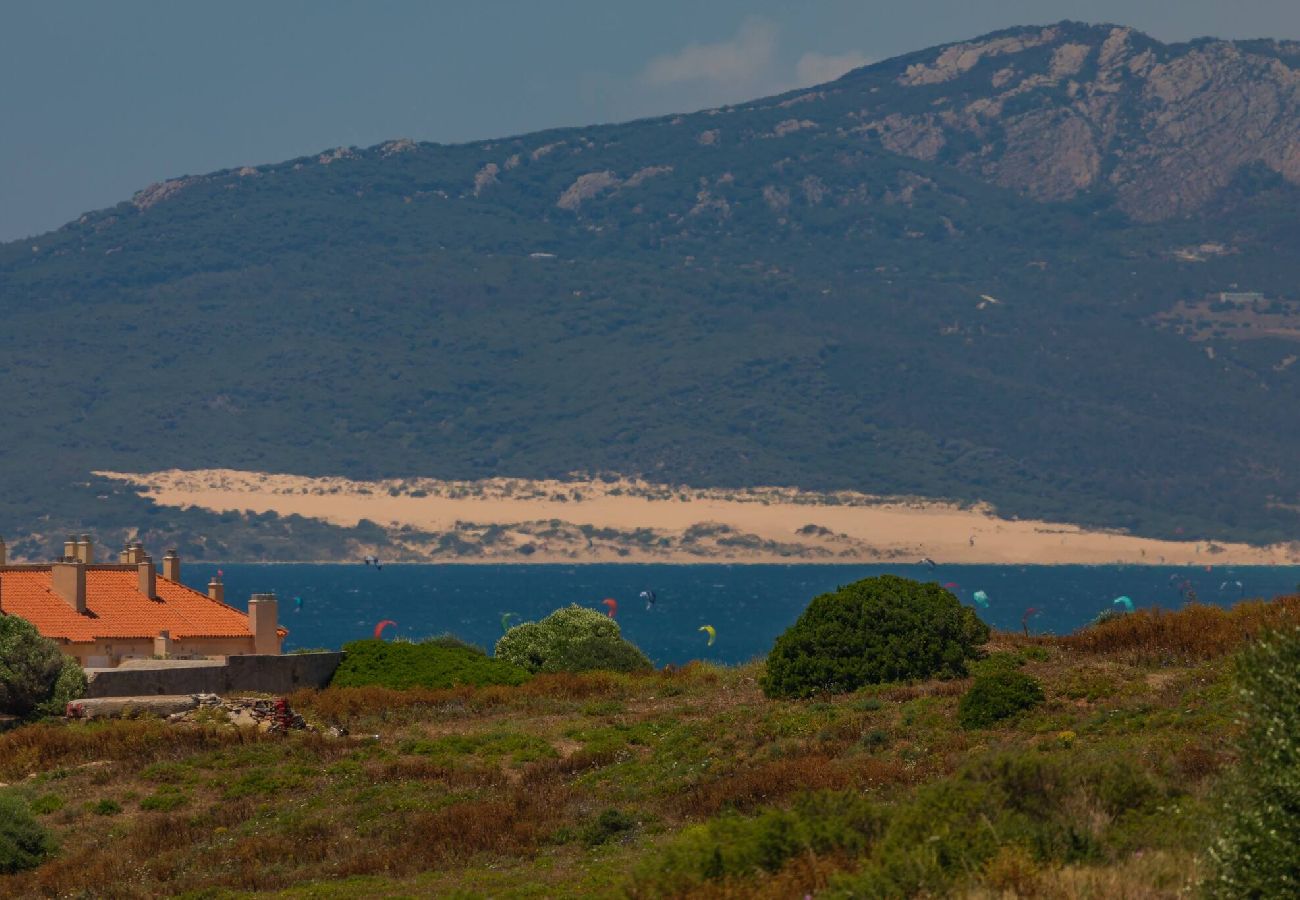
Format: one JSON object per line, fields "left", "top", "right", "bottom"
{"left": 5, "top": 21, "right": 1300, "bottom": 559}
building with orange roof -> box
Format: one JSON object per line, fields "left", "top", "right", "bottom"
{"left": 0, "top": 535, "right": 284, "bottom": 667}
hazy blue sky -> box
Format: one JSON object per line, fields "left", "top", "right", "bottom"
{"left": 5, "top": 1, "right": 1300, "bottom": 241}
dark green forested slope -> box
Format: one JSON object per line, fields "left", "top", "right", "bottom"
{"left": 4, "top": 21, "right": 1300, "bottom": 557}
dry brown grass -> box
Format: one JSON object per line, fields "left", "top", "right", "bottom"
{"left": 880, "top": 678, "right": 970, "bottom": 702}
{"left": 522, "top": 748, "right": 622, "bottom": 783}
{"left": 673, "top": 753, "right": 852, "bottom": 817}
{"left": 0, "top": 718, "right": 273, "bottom": 780}
{"left": 1056, "top": 595, "right": 1300, "bottom": 662}
{"left": 288, "top": 669, "right": 639, "bottom": 727}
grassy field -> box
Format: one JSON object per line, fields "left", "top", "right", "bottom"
{"left": 1, "top": 603, "right": 1285, "bottom": 898}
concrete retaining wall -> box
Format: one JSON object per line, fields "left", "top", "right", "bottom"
{"left": 84, "top": 653, "right": 343, "bottom": 698}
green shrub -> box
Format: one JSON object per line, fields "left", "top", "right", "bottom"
{"left": 401, "top": 729, "right": 558, "bottom": 766}
{"left": 495, "top": 605, "right": 652, "bottom": 674}
{"left": 331, "top": 638, "right": 528, "bottom": 689}
{"left": 761, "top": 576, "right": 989, "bottom": 699}
{"left": 28, "top": 794, "right": 63, "bottom": 815}
{"left": 830, "top": 750, "right": 1171, "bottom": 897}
{"left": 0, "top": 615, "right": 85, "bottom": 719}
{"left": 0, "top": 794, "right": 53, "bottom": 874}
{"left": 632, "top": 791, "right": 883, "bottom": 895}
{"left": 140, "top": 790, "right": 188, "bottom": 812}
{"left": 417, "top": 633, "right": 486, "bottom": 653}
{"left": 33, "top": 656, "right": 87, "bottom": 719}
{"left": 969, "top": 650, "right": 1026, "bottom": 676}
{"left": 1206, "top": 626, "right": 1300, "bottom": 897}
{"left": 957, "top": 669, "right": 1044, "bottom": 729}
{"left": 580, "top": 808, "right": 637, "bottom": 847}
{"left": 92, "top": 799, "right": 122, "bottom": 816}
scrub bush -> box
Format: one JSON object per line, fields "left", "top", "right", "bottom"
{"left": 1206, "top": 626, "right": 1300, "bottom": 897}
{"left": 495, "top": 605, "right": 652, "bottom": 674}
{"left": 0, "top": 615, "right": 85, "bottom": 719}
{"left": 0, "top": 794, "right": 54, "bottom": 874}
{"left": 632, "top": 791, "right": 883, "bottom": 895}
{"left": 580, "top": 808, "right": 638, "bottom": 847}
{"left": 829, "top": 749, "right": 1175, "bottom": 898}
{"left": 761, "top": 576, "right": 989, "bottom": 699}
{"left": 957, "top": 669, "right": 1044, "bottom": 729}
{"left": 331, "top": 637, "right": 529, "bottom": 689}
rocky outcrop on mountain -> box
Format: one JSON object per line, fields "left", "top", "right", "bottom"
{"left": 836, "top": 23, "right": 1300, "bottom": 220}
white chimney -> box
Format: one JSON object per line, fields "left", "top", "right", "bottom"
{"left": 76, "top": 534, "right": 94, "bottom": 564}
{"left": 208, "top": 573, "right": 225, "bottom": 604}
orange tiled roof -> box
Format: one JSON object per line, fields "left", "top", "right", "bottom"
{"left": 0, "top": 567, "right": 269, "bottom": 643}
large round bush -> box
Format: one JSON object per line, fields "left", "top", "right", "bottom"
{"left": 0, "top": 794, "right": 53, "bottom": 874}
{"left": 495, "top": 605, "right": 652, "bottom": 674}
{"left": 957, "top": 669, "right": 1044, "bottom": 729}
{"left": 761, "top": 576, "right": 989, "bottom": 699}
{"left": 0, "top": 615, "right": 86, "bottom": 719}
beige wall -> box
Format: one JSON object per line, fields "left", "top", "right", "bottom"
{"left": 63, "top": 635, "right": 264, "bottom": 668}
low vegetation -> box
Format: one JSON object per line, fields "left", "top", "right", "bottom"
{"left": 495, "top": 605, "right": 653, "bottom": 675}
{"left": 957, "top": 667, "right": 1045, "bottom": 729}
{"left": 0, "top": 593, "right": 1296, "bottom": 897}
{"left": 329, "top": 636, "right": 529, "bottom": 690}
{"left": 0, "top": 796, "right": 52, "bottom": 875}
{"left": 1059, "top": 596, "right": 1300, "bottom": 662}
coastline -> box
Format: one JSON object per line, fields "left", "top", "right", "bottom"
{"left": 96, "top": 468, "right": 1300, "bottom": 567}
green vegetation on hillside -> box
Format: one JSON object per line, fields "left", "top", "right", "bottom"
{"left": 2, "top": 592, "right": 1295, "bottom": 897}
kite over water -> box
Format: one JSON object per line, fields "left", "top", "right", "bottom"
{"left": 1021, "top": 607, "right": 1041, "bottom": 636}
{"left": 501, "top": 612, "right": 520, "bottom": 632}
{"left": 602, "top": 598, "right": 618, "bottom": 618}
{"left": 374, "top": 619, "right": 397, "bottom": 640}
{"left": 972, "top": 590, "right": 990, "bottom": 608}
{"left": 640, "top": 589, "right": 657, "bottom": 610}
{"left": 1113, "top": 596, "right": 1134, "bottom": 612}
{"left": 699, "top": 625, "right": 716, "bottom": 647}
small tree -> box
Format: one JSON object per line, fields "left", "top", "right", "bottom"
{"left": 0, "top": 794, "right": 53, "bottom": 873}
{"left": 1206, "top": 626, "right": 1300, "bottom": 897}
{"left": 762, "top": 575, "right": 989, "bottom": 699}
{"left": 0, "top": 615, "right": 86, "bottom": 719}
{"left": 495, "top": 605, "right": 652, "bottom": 674}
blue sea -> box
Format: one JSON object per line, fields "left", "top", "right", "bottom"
{"left": 183, "top": 563, "right": 1300, "bottom": 667}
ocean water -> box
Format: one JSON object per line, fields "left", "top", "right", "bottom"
{"left": 184, "top": 563, "right": 1300, "bottom": 667}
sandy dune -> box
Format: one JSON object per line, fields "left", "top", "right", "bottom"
{"left": 96, "top": 468, "right": 1300, "bottom": 565}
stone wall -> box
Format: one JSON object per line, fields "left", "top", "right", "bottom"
{"left": 83, "top": 652, "right": 343, "bottom": 698}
